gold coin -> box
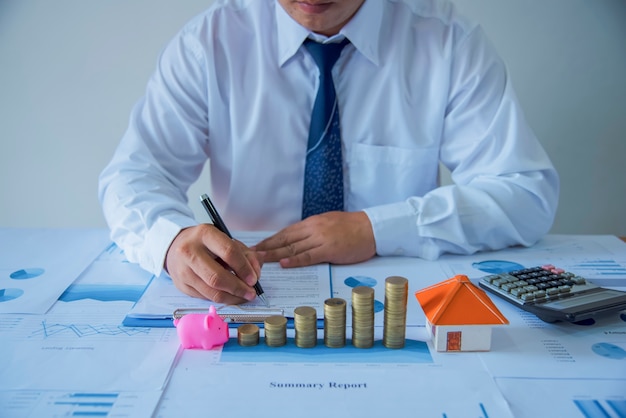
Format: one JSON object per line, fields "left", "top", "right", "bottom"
{"left": 264, "top": 315, "right": 287, "bottom": 347}
{"left": 324, "top": 298, "right": 346, "bottom": 348}
{"left": 237, "top": 323, "right": 260, "bottom": 346}
{"left": 294, "top": 306, "right": 317, "bottom": 348}
{"left": 383, "top": 276, "right": 408, "bottom": 349}
{"left": 352, "top": 287, "right": 374, "bottom": 349}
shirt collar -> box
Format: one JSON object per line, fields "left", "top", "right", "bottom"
{"left": 275, "top": 0, "right": 383, "bottom": 67}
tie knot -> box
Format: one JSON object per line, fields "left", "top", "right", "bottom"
{"left": 304, "top": 38, "right": 350, "bottom": 74}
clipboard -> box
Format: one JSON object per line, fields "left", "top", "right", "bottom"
{"left": 173, "top": 305, "right": 285, "bottom": 324}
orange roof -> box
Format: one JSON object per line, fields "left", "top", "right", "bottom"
{"left": 414, "top": 275, "right": 509, "bottom": 326}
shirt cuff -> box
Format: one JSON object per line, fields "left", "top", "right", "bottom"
{"left": 141, "top": 215, "right": 198, "bottom": 276}
{"left": 363, "top": 201, "right": 444, "bottom": 261}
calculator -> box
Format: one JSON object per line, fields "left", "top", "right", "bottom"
{"left": 478, "top": 264, "right": 626, "bottom": 323}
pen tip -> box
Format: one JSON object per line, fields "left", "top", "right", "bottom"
{"left": 258, "top": 294, "right": 270, "bottom": 308}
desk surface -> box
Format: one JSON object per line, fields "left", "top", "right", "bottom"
{"left": 1, "top": 230, "right": 625, "bottom": 418}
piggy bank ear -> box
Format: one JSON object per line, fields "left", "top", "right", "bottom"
{"left": 205, "top": 314, "right": 213, "bottom": 329}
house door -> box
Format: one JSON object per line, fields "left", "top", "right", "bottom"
{"left": 446, "top": 331, "right": 461, "bottom": 351}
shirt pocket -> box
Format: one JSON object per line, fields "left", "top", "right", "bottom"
{"left": 346, "top": 142, "right": 439, "bottom": 210}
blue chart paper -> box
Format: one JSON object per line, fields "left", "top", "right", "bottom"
{"left": 0, "top": 228, "right": 111, "bottom": 314}
{"left": 221, "top": 338, "right": 433, "bottom": 364}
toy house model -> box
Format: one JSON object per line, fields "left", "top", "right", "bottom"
{"left": 414, "top": 275, "right": 508, "bottom": 352}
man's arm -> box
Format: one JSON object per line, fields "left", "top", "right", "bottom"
{"left": 98, "top": 28, "right": 262, "bottom": 302}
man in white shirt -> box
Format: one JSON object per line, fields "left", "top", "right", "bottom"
{"left": 98, "top": 0, "right": 559, "bottom": 305}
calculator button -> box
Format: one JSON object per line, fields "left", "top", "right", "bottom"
{"left": 558, "top": 285, "right": 571, "bottom": 293}
{"left": 484, "top": 275, "right": 500, "bottom": 284}
{"left": 511, "top": 288, "right": 527, "bottom": 297}
{"left": 546, "top": 288, "right": 560, "bottom": 296}
{"left": 501, "top": 283, "right": 517, "bottom": 292}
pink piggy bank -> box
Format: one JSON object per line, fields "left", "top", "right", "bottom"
{"left": 173, "top": 306, "right": 229, "bottom": 350}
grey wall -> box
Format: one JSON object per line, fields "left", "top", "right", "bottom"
{"left": 1, "top": 0, "right": 625, "bottom": 236}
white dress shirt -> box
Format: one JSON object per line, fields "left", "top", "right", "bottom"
{"left": 99, "top": 0, "right": 559, "bottom": 276}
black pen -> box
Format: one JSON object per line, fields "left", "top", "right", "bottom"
{"left": 199, "top": 193, "right": 269, "bottom": 307}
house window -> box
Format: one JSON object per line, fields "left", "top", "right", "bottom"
{"left": 446, "top": 331, "right": 461, "bottom": 351}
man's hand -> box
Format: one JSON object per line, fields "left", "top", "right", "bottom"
{"left": 164, "top": 224, "right": 262, "bottom": 304}
{"left": 253, "top": 211, "right": 376, "bottom": 268}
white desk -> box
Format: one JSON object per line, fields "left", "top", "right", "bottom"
{"left": 1, "top": 229, "right": 625, "bottom": 418}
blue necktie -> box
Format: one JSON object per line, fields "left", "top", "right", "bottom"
{"left": 301, "top": 38, "right": 350, "bottom": 219}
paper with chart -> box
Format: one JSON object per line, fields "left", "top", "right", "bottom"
{"left": 156, "top": 327, "right": 514, "bottom": 418}
{"left": 494, "top": 377, "right": 626, "bottom": 418}
{"left": 52, "top": 241, "right": 153, "bottom": 315}
{"left": 0, "top": 240, "right": 179, "bottom": 418}
{"left": 474, "top": 301, "right": 626, "bottom": 380}
{"left": 0, "top": 228, "right": 111, "bottom": 313}
{"left": 0, "top": 390, "right": 162, "bottom": 418}
{"left": 438, "top": 234, "right": 626, "bottom": 287}
{"left": 0, "top": 312, "right": 180, "bottom": 391}
{"left": 0, "top": 241, "right": 179, "bottom": 392}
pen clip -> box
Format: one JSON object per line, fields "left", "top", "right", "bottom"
{"left": 199, "top": 193, "right": 232, "bottom": 238}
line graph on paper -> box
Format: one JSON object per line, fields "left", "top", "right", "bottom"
{"left": 10, "top": 313, "right": 174, "bottom": 343}
{"left": 31, "top": 320, "right": 152, "bottom": 339}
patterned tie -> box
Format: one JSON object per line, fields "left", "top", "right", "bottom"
{"left": 301, "top": 38, "right": 350, "bottom": 219}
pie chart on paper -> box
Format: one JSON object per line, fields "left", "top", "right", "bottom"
{"left": 10, "top": 268, "right": 45, "bottom": 280}
{"left": 0, "top": 288, "right": 24, "bottom": 302}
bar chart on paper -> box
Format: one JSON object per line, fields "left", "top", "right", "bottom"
{"left": 568, "top": 259, "right": 626, "bottom": 287}
{"left": 0, "top": 390, "right": 162, "bottom": 418}
{"left": 574, "top": 398, "right": 626, "bottom": 418}
{"left": 494, "top": 377, "right": 626, "bottom": 418}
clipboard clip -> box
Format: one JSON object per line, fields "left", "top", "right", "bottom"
{"left": 173, "top": 305, "right": 284, "bottom": 324}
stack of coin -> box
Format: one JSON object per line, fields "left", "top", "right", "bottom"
{"left": 264, "top": 315, "right": 287, "bottom": 347}
{"left": 382, "top": 276, "right": 409, "bottom": 349}
{"left": 237, "top": 323, "right": 260, "bottom": 347}
{"left": 294, "top": 306, "right": 317, "bottom": 348}
{"left": 351, "top": 286, "right": 375, "bottom": 348}
{"left": 323, "top": 298, "right": 346, "bottom": 348}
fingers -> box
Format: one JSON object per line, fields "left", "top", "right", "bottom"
{"left": 201, "top": 234, "right": 261, "bottom": 287}
{"left": 254, "top": 225, "right": 304, "bottom": 259}
{"left": 165, "top": 224, "right": 261, "bottom": 303}
{"left": 254, "top": 211, "right": 376, "bottom": 268}
{"left": 174, "top": 267, "right": 249, "bottom": 305}
{"left": 253, "top": 219, "right": 317, "bottom": 262}
{"left": 277, "top": 245, "right": 320, "bottom": 268}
